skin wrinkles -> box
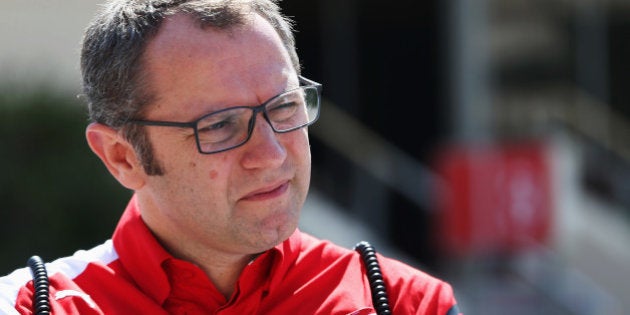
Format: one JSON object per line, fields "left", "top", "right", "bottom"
{"left": 125, "top": 13, "right": 311, "bottom": 297}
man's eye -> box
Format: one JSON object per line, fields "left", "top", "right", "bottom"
{"left": 270, "top": 102, "right": 298, "bottom": 110}
{"left": 197, "top": 115, "right": 242, "bottom": 145}
{"left": 200, "top": 120, "right": 231, "bottom": 132}
{"left": 268, "top": 102, "right": 299, "bottom": 118}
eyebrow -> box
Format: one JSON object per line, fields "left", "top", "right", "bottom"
{"left": 132, "top": 76, "right": 314, "bottom": 125}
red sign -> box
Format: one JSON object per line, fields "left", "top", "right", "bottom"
{"left": 433, "top": 141, "right": 553, "bottom": 257}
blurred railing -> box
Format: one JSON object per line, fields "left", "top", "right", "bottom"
{"left": 310, "top": 100, "right": 442, "bottom": 212}
{"left": 495, "top": 85, "right": 630, "bottom": 212}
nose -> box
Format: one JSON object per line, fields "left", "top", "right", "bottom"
{"left": 240, "top": 112, "right": 287, "bottom": 169}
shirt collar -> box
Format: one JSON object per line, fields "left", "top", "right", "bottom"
{"left": 112, "top": 195, "right": 172, "bottom": 304}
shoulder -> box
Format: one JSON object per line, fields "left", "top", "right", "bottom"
{"left": 0, "top": 240, "right": 118, "bottom": 314}
{"left": 376, "top": 254, "right": 460, "bottom": 314}
{"left": 293, "top": 232, "right": 370, "bottom": 268}
{"left": 276, "top": 232, "right": 462, "bottom": 314}
{"left": 297, "top": 232, "right": 354, "bottom": 256}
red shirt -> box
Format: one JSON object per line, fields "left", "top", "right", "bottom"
{"left": 0, "top": 196, "right": 461, "bottom": 314}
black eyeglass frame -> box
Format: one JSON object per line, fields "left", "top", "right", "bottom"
{"left": 128, "top": 76, "right": 322, "bottom": 154}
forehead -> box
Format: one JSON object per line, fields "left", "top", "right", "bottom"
{"left": 145, "top": 12, "right": 289, "bottom": 74}
{"left": 141, "top": 12, "right": 296, "bottom": 119}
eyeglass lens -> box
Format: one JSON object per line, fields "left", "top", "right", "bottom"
{"left": 195, "top": 86, "right": 320, "bottom": 153}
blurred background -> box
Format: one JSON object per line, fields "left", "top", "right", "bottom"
{"left": 1, "top": 0, "right": 629, "bottom": 313}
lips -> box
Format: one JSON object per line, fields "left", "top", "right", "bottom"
{"left": 242, "top": 181, "right": 289, "bottom": 201}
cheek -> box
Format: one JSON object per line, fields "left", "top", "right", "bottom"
{"left": 207, "top": 154, "right": 232, "bottom": 180}
{"left": 187, "top": 159, "right": 220, "bottom": 180}
{"left": 292, "top": 131, "right": 312, "bottom": 160}
{"left": 209, "top": 169, "right": 219, "bottom": 180}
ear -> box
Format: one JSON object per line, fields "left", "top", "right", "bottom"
{"left": 85, "top": 123, "right": 146, "bottom": 190}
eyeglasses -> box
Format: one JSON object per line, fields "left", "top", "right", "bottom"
{"left": 128, "top": 76, "right": 322, "bottom": 154}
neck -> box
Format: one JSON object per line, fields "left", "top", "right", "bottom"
{"left": 196, "top": 252, "right": 255, "bottom": 299}
{"left": 135, "top": 194, "right": 256, "bottom": 299}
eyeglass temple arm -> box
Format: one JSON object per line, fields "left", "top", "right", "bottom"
{"left": 298, "top": 75, "right": 322, "bottom": 89}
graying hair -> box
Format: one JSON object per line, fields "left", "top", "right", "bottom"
{"left": 80, "top": 0, "right": 299, "bottom": 175}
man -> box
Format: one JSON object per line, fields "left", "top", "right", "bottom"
{"left": 0, "top": 0, "right": 462, "bottom": 314}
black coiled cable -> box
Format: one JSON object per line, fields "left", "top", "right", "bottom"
{"left": 27, "top": 256, "right": 50, "bottom": 315}
{"left": 354, "top": 241, "right": 392, "bottom": 315}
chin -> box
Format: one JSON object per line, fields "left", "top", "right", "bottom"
{"left": 254, "top": 220, "right": 298, "bottom": 249}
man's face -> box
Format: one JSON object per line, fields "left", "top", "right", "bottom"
{"left": 137, "top": 13, "right": 311, "bottom": 257}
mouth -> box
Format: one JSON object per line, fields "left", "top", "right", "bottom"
{"left": 242, "top": 181, "right": 290, "bottom": 201}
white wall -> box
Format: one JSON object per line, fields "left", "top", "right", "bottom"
{"left": 0, "top": 0, "right": 102, "bottom": 93}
